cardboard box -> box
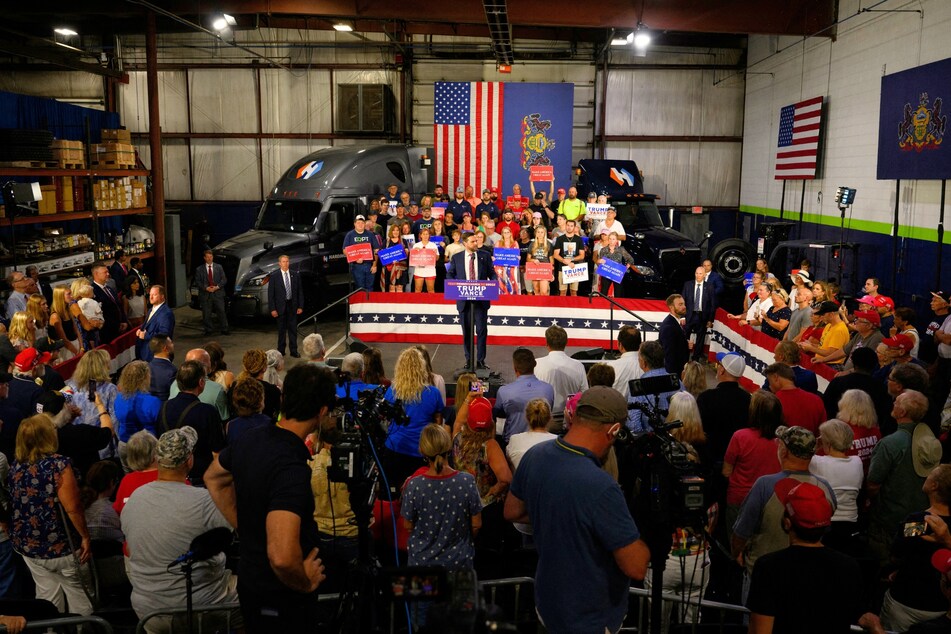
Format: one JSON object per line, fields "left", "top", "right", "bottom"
{"left": 39, "top": 185, "right": 57, "bottom": 215}
{"left": 52, "top": 139, "right": 84, "bottom": 150}
{"left": 101, "top": 129, "right": 132, "bottom": 144}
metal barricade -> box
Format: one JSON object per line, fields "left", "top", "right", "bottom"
{"left": 1, "top": 615, "right": 115, "bottom": 632}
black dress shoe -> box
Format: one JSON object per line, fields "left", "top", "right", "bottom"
{"left": 290, "top": 352, "right": 301, "bottom": 358}
{"left": 477, "top": 362, "right": 489, "bottom": 370}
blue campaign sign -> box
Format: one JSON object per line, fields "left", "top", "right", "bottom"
{"left": 492, "top": 247, "right": 520, "bottom": 266}
{"left": 597, "top": 258, "right": 627, "bottom": 284}
{"left": 444, "top": 280, "right": 500, "bottom": 301}
{"left": 429, "top": 236, "right": 445, "bottom": 245}
{"left": 378, "top": 244, "right": 407, "bottom": 266}
{"left": 877, "top": 57, "right": 951, "bottom": 179}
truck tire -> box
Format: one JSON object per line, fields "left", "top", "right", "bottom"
{"left": 710, "top": 238, "right": 755, "bottom": 286}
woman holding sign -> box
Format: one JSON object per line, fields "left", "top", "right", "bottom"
{"left": 411, "top": 227, "right": 440, "bottom": 293}
{"left": 493, "top": 226, "right": 521, "bottom": 295}
{"left": 381, "top": 223, "right": 409, "bottom": 292}
{"left": 529, "top": 226, "right": 553, "bottom": 296}
{"left": 597, "top": 232, "right": 635, "bottom": 298}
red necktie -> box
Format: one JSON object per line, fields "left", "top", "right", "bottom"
{"left": 469, "top": 253, "right": 476, "bottom": 280}
{"left": 207, "top": 265, "right": 214, "bottom": 286}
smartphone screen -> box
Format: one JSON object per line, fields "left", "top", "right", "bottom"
{"left": 88, "top": 379, "right": 97, "bottom": 402}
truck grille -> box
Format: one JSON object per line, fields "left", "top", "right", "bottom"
{"left": 659, "top": 248, "right": 701, "bottom": 291}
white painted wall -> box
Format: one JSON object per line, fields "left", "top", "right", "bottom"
{"left": 740, "top": 0, "right": 951, "bottom": 239}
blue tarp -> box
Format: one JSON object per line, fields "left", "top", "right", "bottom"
{"left": 0, "top": 90, "right": 119, "bottom": 141}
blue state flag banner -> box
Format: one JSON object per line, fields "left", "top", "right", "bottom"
{"left": 560, "top": 263, "right": 589, "bottom": 285}
{"left": 379, "top": 244, "right": 407, "bottom": 266}
{"left": 597, "top": 259, "right": 627, "bottom": 284}
{"left": 492, "top": 247, "right": 521, "bottom": 267}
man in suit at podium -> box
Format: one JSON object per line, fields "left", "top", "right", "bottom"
{"left": 268, "top": 254, "right": 304, "bottom": 358}
{"left": 195, "top": 250, "right": 230, "bottom": 336}
{"left": 682, "top": 266, "right": 717, "bottom": 362}
{"left": 447, "top": 233, "right": 497, "bottom": 370}
{"left": 136, "top": 285, "right": 175, "bottom": 362}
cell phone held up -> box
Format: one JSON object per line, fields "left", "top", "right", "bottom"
{"left": 904, "top": 513, "right": 932, "bottom": 538}
{"left": 88, "top": 379, "right": 97, "bottom": 402}
{"left": 469, "top": 381, "right": 488, "bottom": 394}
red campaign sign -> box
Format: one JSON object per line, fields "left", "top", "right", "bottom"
{"left": 506, "top": 195, "right": 529, "bottom": 211}
{"left": 409, "top": 249, "right": 438, "bottom": 268}
{"left": 529, "top": 165, "right": 554, "bottom": 182}
{"left": 525, "top": 261, "right": 553, "bottom": 281}
{"left": 344, "top": 242, "right": 373, "bottom": 263}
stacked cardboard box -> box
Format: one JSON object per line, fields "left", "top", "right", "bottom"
{"left": 51, "top": 139, "right": 85, "bottom": 168}
{"left": 39, "top": 185, "right": 57, "bottom": 215}
{"left": 89, "top": 142, "right": 135, "bottom": 168}
{"left": 101, "top": 128, "right": 132, "bottom": 144}
{"left": 93, "top": 177, "right": 139, "bottom": 210}
{"left": 132, "top": 181, "right": 147, "bottom": 208}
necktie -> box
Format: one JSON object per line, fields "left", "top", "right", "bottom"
{"left": 694, "top": 284, "right": 701, "bottom": 310}
{"left": 284, "top": 271, "right": 291, "bottom": 300}
{"left": 469, "top": 253, "right": 476, "bottom": 280}
{"left": 207, "top": 265, "right": 214, "bottom": 286}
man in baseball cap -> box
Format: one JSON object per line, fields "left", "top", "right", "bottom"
{"left": 504, "top": 385, "right": 651, "bottom": 634}
{"left": 746, "top": 481, "right": 862, "bottom": 633}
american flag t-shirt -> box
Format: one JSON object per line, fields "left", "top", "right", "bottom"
{"left": 774, "top": 96, "right": 824, "bottom": 180}
{"left": 434, "top": 82, "right": 504, "bottom": 196}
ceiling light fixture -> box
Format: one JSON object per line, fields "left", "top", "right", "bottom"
{"left": 632, "top": 23, "right": 651, "bottom": 57}
{"left": 333, "top": 22, "right": 354, "bottom": 32}
{"left": 54, "top": 27, "right": 78, "bottom": 36}
{"left": 211, "top": 13, "right": 236, "bottom": 32}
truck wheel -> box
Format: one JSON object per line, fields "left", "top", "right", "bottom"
{"left": 710, "top": 239, "right": 755, "bottom": 286}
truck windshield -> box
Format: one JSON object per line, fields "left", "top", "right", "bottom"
{"left": 256, "top": 200, "right": 322, "bottom": 233}
{"left": 615, "top": 200, "right": 665, "bottom": 230}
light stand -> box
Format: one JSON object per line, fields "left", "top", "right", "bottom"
{"left": 834, "top": 187, "right": 856, "bottom": 287}
{"left": 2, "top": 182, "right": 42, "bottom": 273}
{"left": 168, "top": 527, "right": 234, "bottom": 634}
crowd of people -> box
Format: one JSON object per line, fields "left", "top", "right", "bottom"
{"left": 1, "top": 217, "right": 951, "bottom": 633}
{"left": 343, "top": 183, "right": 648, "bottom": 297}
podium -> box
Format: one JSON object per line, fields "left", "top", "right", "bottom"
{"left": 445, "top": 280, "right": 499, "bottom": 379}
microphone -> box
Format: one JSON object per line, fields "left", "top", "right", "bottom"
{"left": 171, "top": 527, "right": 234, "bottom": 566}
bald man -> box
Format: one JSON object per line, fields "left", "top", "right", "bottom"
{"left": 168, "top": 348, "right": 229, "bottom": 420}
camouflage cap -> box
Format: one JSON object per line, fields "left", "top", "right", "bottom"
{"left": 776, "top": 425, "right": 817, "bottom": 459}
{"left": 156, "top": 426, "right": 198, "bottom": 469}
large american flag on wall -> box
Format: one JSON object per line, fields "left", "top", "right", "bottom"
{"left": 434, "top": 81, "right": 504, "bottom": 196}
{"left": 774, "top": 95, "right": 824, "bottom": 180}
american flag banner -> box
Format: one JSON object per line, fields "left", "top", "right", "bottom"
{"left": 435, "top": 82, "right": 504, "bottom": 197}
{"left": 349, "top": 293, "right": 668, "bottom": 348}
{"left": 709, "top": 308, "right": 836, "bottom": 393}
{"left": 774, "top": 96, "right": 824, "bottom": 180}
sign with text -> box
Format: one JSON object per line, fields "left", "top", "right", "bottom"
{"left": 529, "top": 165, "right": 554, "bottom": 182}
{"left": 429, "top": 235, "right": 445, "bottom": 245}
{"left": 378, "top": 244, "right": 407, "bottom": 266}
{"left": 597, "top": 258, "right": 627, "bottom": 285}
{"left": 492, "top": 247, "right": 520, "bottom": 267}
{"left": 444, "top": 280, "right": 500, "bottom": 301}
{"left": 409, "top": 249, "right": 438, "bottom": 268}
{"left": 585, "top": 203, "right": 609, "bottom": 221}
{"left": 560, "top": 263, "right": 589, "bottom": 285}
{"left": 344, "top": 243, "right": 373, "bottom": 263}
{"left": 431, "top": 202, "right": 447, "bottom": 219}
{"left": 525, "top": 261, "right": 553, "bottom": 281}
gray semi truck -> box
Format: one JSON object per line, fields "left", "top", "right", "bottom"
{"left": 202, "top": 146, "right": 704, "bottom": 317}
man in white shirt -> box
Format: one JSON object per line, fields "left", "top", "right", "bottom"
{"left": 534, "top": 325, "right": 588, "bottom": 429}
{"left": 608, "top": 325, "right": 643, "bottom": 398}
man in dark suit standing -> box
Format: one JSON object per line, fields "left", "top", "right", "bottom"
{"left": 136, "top": 285, "right": 175, "bottom": 362}
{"left": 195, "top": 250, "right": 230, "bottom": 336}
{"left": 109, "top": 250, "right": 129, "bottom": 294}
{"left": 91, "top": 263, "right": 128, "bottom": 344}
{"left": 25, "top": 265, "right": 53, "bottom": 305}
{"left": 702, "top": 259, "right": 724, "bottom": 298}
{"left": 268, "top": 254, "right": 304, "bottom": 358}
{"left": 447, "top": 233, "right": 497, "bottom": 370}
{"left": 682, "top": 266, "right": 717, "bottom": 361}
{"left": 659, "top": 293, "right": 690, "bottom": 374}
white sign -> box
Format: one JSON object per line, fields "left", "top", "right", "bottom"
{"left": 560, "top": 262, "right": 589, "bottom": 285}
{"left": 585, "top": 204, "right": 610, "bottom": 221}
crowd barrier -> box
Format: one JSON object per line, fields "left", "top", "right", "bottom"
{"left": 52, "top": 327, "right": 138, "bottom": 382}
{"left": 349, "top": 292, "right": 669, "bottom": 347}
{"left": 709, "top": 307, "right": 838, "bottom": 393}
{"left": 0, "top": 614, "right": 114, "bottom": 632}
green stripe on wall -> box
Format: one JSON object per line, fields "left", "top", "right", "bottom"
{"left": 738, "top": 205, "right": 951, "bottom": 244}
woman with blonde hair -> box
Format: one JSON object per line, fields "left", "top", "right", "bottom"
{"left": 411, "top": 227, "right": 440, "bottom": 294}
{"left": 114, "top": 360, "right": 161, "bottom": 468}
{"left": 7, "top": 311, "right": 35, "bottom": 351}
{"left": 382, "top": 348, "right": 445, "bottom": 496}
{"left": 809, "top": 419, "right": 863, "bottom": 553}
{"left": 69, "top": 279, "right": 102, "bottom": 350}
{"left": 66, "top": 348, "right": 118, "bottom": 428}
{"left": 506, "top": 398, "right": 557, "bottom": 472}
{"left": 26, "top": 293, "right": 50, "bottom": 341}
{"left": 530, "top": 226, "right": 553, "bottom": 296}
{"left": 50, "top": 286, "right": 83, "bottom": 361}
{"left": 230, "top": 348, "right": 281, "bottom": 419}
{"left": 680, "top": 361, "right": 707, "bottom": 399}
{"left": 835, "top": 388, "right": 882, "bottom": 470}
{"left": 8, "top": 414, "right": 93, "bottom": 615}
{"left": 493, "top": 226, "right": 521, "bottom": 295}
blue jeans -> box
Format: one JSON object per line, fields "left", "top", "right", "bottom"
{"left": 352, "top": 265, "right": 374, "bottom": 291}
{"left": 0, "top": 540, "right": 20, "bottom": 598}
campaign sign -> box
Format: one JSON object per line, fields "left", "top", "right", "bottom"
{"left": 586, "top": 204, "right": 610, "bottom": 221}
{"left": 378, "top": 244, "right": 406, "bottom": 266}
{"left": 387, "top": 200, "right": 398, "bottom": 215}
{"left": 492, "top": 248, "right": 520, "bottom": 267}
{"left": 529, "top": 165, "right": 554, "bottom": 182}
{"left": 344, "top": 243, "right": 373, "bottom": 263}
{"left": 429, "top": 235, "right": 445, "bottom": 246}
{"left": 402, "top": 236, "right": 416, "bottom": 248}
{"left": 431, "top": 203, "right": 447, "bottom": 219}
{"left": 560, "top": 263, "right": 589, "bottom": 285}
{"left": 409, "top": 249, "right": 438, "bottom": 268}
{"left": 597, "top": 258, "right": 627, "bottom": 285}
{"left": 525, "top": 261, "right": 553, "bottom": 281}
{"left": 444, "top": 280, "right": 500, "bottom": 301}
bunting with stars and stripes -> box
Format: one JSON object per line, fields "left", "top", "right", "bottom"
{"left": 348, "top": 293, "right": 669, "bottom": 347}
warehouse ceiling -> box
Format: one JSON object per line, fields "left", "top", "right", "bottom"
{"left": 2, "top": 0, "right": 835, "bottom": 74}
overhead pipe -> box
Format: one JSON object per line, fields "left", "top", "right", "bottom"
{"left": 146, "top": 10, "right": 167, "bottom": 287}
